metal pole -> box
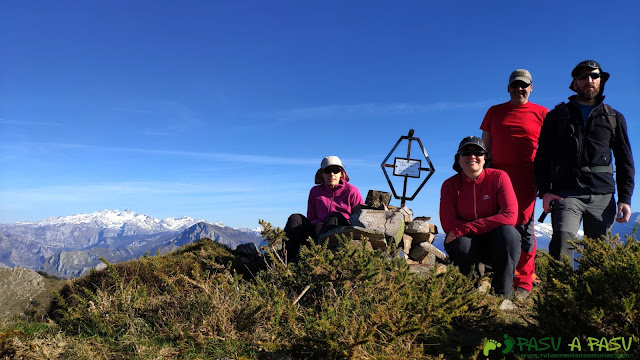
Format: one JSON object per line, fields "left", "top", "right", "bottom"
{"left": 400, "top": 129, "right": 414, "bottom": 207}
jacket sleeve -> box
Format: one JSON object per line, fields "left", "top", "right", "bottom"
{"left": 439, "top": 177, "right": 467, "bottom": 236}
{"left": 612, "top": 111, "right": 635, "bottom": 205}
{"left": 534, "top": 109, "right": 556, "bottom": 197}
{"left": 452, "top": 172, "right": 518, "bottom": 238}
{"left": 350, "top": 185, "right": 364, "bottom": 209}
{"left": 307, "top": 187, "right": 321, "bottom": 224}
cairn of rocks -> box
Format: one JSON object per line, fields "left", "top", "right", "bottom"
{"left": 317, "top": 190, "right": 448, "bottom": 276}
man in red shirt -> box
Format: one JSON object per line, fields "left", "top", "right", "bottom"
{"left": 480, "top": 69, "right": 549, "bottom": 300}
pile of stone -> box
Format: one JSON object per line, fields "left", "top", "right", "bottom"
{"left": 317, "top": 190, "right": 448, "bottom": 275}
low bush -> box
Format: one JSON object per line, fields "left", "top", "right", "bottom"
{"left": 535, "top": 232, "right": 640, "bottom": 356}
{"left": 2, "top": 221, "right": 497, "bottom": 359}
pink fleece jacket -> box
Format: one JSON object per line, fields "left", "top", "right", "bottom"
{"left": 440, "top": 168, "right": 517, "bottom": 239}
{"left": 307, "top": 180, "right": 364, "bottom": 224}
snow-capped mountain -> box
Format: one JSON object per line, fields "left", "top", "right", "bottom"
{"left": 0, "top": 209, "right": 264, "bottom": 277}
{"left": 25, "top": 209, "right": 201, "bottom": 233}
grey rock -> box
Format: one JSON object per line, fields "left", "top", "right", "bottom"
{"left": 350, "top": 209, "right": 405, "bottom": 248}
{"left": 317, "top": 226, "right": 386, "bottom": 249}
{"left": 365, "top": 190, "right": 392, "bottom": 208}
{"left": 499, "top": 299, "right": 516, "bottom": 311}
{"left": 398, "top": 206, "right": 413, "bottom": 223}
{"left": 419, "top": 251, "right": 436, "bottom": 266}
{"left": 409, "top": 232, "right": 435, "bottom": 244}
{"left": 405, "top": 217, "right": 438, "bottom": 235}
{"left": 402, "top": 234, "right": 413, "bottom": 257}
{"left": 409, "top": 241, "right": 449, "bottom": 263}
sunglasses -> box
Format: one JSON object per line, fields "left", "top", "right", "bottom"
{"left": 575, "top": 72, "right": 601, "bottom": 81}
{"left": 509, "top": 81, "right": 531, "bottom": 89}
{"left": 323, "top": 166, "right": 342, "bottom": 174}
{"left": 458, "top": 150, "right": 486, "bottom": 157}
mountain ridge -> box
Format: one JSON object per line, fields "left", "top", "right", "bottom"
{"left": 0, "top": 210, "right": 264, "bottom": 278}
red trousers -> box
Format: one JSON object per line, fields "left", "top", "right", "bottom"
{"left": 499, "top": 164, "right": 537, "bottom": 291}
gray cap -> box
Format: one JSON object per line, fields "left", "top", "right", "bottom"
{"left": 509, "top": 69, "right": 532, "bottom": 85}
{"left": 457, "top": 136, "right": 487, "bottom": 152}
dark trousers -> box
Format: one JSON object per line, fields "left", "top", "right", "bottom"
{"left": 444, "top": 225, "right": 521, "bottom": 297}
{"left": 284, "top": 213, "right": 350, "bottom": 261}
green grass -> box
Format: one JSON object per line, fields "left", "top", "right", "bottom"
{"left": 1, "top": 222, "right": 638, "bottom": 359}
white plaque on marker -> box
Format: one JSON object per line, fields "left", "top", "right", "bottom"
{"left": 393, "top": 158, "right": 421, "bottom": 178}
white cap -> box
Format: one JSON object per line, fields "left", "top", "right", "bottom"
{"left": 321, "top": 155, "right": 343, "bottom": 169}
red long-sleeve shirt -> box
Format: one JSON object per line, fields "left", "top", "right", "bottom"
{"left": 439, "top": 168, "right": 517, "bottom": 239}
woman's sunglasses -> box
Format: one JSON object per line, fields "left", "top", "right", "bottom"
{"left": 458, "top": 150, "right": 486, "bottom": 157}
{"left": 323, "top": 166, "right": 342, "bottom": 174}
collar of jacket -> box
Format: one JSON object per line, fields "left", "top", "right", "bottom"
{"left": 459, "top": 168, "right": 486, "bottom": 184}
{"left": 568, "top": 94, "right": 606, "bottom": 107}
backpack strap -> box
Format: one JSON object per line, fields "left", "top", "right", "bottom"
{"left": 603, "top": 104, "right": 617, "bottom": 138}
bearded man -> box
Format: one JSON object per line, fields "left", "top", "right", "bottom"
{"left": 534, "top": 60, "right": 635, "bottom": 260}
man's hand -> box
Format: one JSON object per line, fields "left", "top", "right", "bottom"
{"left": 542, "top": 193, "right": 564, "bottom": 213}
{"left": 445, "top": 232, "right": 456, "bottom": 243}
{"left": 616, "top": 202, "right": 631, "bottom": 223}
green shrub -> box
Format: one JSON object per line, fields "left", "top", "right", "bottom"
{"left": 257, "top": 229, "right": 493, "bottom": 359}
{"left": 4, "top": 222, "right": 497, "bottom": 359}
{"left": 535, "top": 233, "right": 640, "bottom": 356}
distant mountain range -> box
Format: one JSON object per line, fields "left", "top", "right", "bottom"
{"left": 0, "top": 209, "right": 264, "bottom": 278}
{"left": 2, "top": 210, "right": 637, "bottom": 278}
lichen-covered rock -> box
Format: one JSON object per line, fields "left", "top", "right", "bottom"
{"left": 350, "top": 209, "right": 405, "bottom": 248}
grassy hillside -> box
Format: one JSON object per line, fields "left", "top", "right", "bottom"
{"left": 0, "top": 222, "right": 638, "bottom": 359}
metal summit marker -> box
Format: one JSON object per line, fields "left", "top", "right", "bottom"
{"left": 381, "top": 129, "right": 435, "bottom": 207}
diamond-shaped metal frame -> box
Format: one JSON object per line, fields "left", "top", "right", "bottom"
{"left": 381, "top": 129, "right": 435, "bottom": 207}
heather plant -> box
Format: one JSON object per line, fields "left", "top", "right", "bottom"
{"left": 3, "top": 222, "right": 497, "bottom": 359}
{"left": 257, "top": 229, "right": 494, "bottom": 358}
{"left": 535, "top": 232, "right": 640, "bottom": 355}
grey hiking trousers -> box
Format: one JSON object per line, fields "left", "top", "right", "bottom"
{"left": 549, "top": 192, "right": 616, "bottom": 260}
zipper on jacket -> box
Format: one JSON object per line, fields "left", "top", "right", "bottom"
{"left": 330, "top": 192, "right": 335, "bottom": 213}
{"left": 473, "top": 182, "right": 478, "bottom": 220}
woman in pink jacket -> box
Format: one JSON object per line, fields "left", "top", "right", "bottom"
{"left": 440, "top": 136, "right": 521, "bottom": 298}
{"left": 285, "top": 155, "right": 363, "bottom": 262}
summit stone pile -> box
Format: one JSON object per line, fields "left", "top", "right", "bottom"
{"left": 317, "top": 190, "right": 448, "bottom": 274}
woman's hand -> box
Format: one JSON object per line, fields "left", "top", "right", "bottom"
{"left": 445, "top": 232, "right": 456, "bottom": 243}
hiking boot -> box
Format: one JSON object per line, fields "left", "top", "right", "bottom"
{"left": 514, "top": 287, "right": 530, "bottom": 302}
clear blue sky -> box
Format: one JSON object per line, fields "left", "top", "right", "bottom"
{"left": 1, "top": 0, "right": 638, "bottom": 229}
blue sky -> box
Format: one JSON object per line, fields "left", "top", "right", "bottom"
{"left": 1, "top": 0, "right": 638, "bottom": 230}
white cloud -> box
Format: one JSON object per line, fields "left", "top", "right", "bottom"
{"left": 0, "top": 118, "right": 62, "bottom": 126}
{"left": 276, "top": 100, "right": 498, "bottom": 118}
